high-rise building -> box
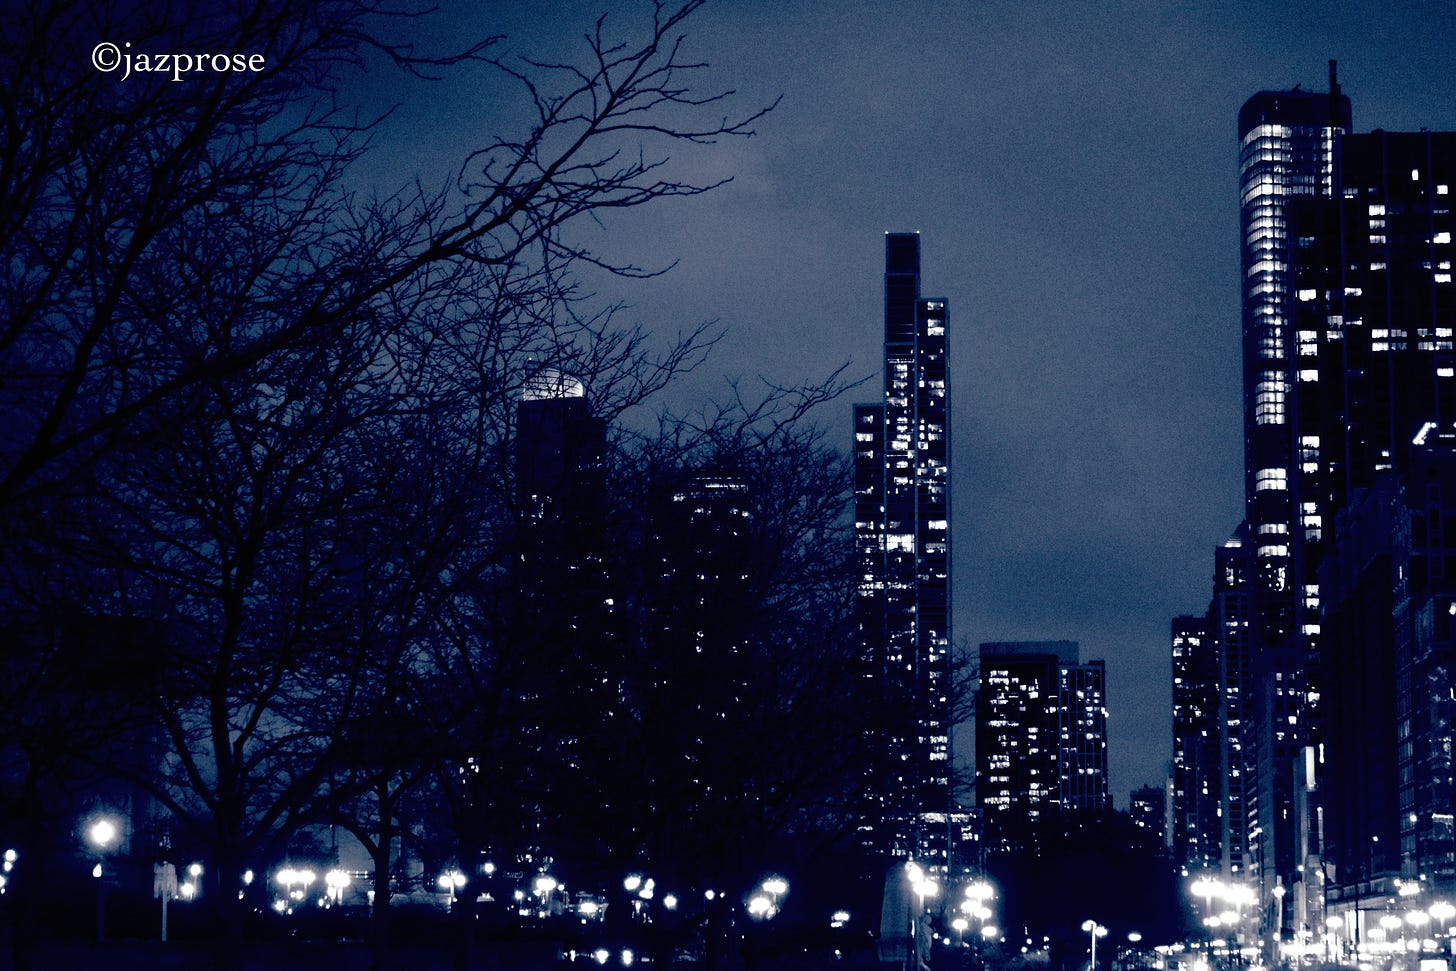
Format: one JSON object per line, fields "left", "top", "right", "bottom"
{"left": 1236, "top": 71, "right": 1352, "bottom": 909}
{"left": 976, "top": 641, "right": 1109, "bottom": 853}
{"left": 1318, "top": 442, "right": 1456, "bottom": 921}
{"left": 854, "top": 233, "right": 952, "bottom": 868}
{"left": 1171, "top": 614, "right": 1219, "bottom": 872}
{"left": 1171, "top": 526, "right": 1257, "bottom": 880}
{"left": 517, "top": 369, "right": 606, "bottom": 529}
{"left": 1212, "top": 526, "right": 1256, "bottom": 878}
{"left": 1232, "top": 63, "right": 1456, "bottom": 937}
{"left": 1059, "top": 658, "right": 1110, "bottom": 812}
{"left": 1288, "top": 128, "right": 1456, "bottom": 916}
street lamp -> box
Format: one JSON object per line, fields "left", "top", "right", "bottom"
{"left": 1082, "top": 920, "right": 1108, "bottom": 971}
{"left": 1190, "top": 876, "right": 1223, "bottom": 915}
{"left": 1324, "top": 914, "right": 1342, "bottom": 962}
{"left": 759, "top": 876, "right": 788, "bottom": 918}
{"left": 325, "top": 869, "right": 350, "bottom": 906}
{"left": 905, "top": 863, "right": 939, "bottom": 970}
{"left": 86, "top": 815, "right": 121, "bottom": 943}
{"left": 438, "top": 869, "right": 466, "bottom": 909}
{"left": 1429, "top": 900, "right": 1455, "bottom": 943}
{"left": 275, "top": 867, "right": 317, "bottom": 912}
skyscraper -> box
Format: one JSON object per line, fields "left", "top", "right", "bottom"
{"left": 854, "top": 233, "right": 952, "bottom": 868}
{"left": 1234, "top": 65, "right": 1455, "bottom": 935}
{"left": 1288, "top": 128, "right": 1456, "bottom": 918}
{"left": 1170, "top": 526, "right": 1255, "bottom": 879}
{"left": 1170, "top": 614, "right": 1219, "bottom": 872}
{"left": 1212, "top": 527, "right": 1255, "bottom": 878}
{"left": 1236, "top": 69, "right": 1351, "bottom": 912}
{"left": 976, "top": 640, "right": 1108, "bottom": 853}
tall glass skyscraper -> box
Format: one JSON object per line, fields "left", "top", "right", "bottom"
{"left": 1236, "top": 70, "right": 1351, "bottom": 911}
{"left": 1235, "top": 65, "right": 1456, "bottom": 937}
{"left": 854, "top": 233, "right": 952, "bottom": 868}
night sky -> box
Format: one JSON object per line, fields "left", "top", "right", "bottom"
{"left": 358, "top": 1, "right": 1456, "bottom": 804}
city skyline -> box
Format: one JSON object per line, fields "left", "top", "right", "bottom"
{"left": 1170, "top": 102, "right": 1456, "bottom": 946}
{"left": 359, "top": 1, "right": 1456, "bottom": 802}
{"left": 8, "top": 0, "right": 1456, "bottom": 964}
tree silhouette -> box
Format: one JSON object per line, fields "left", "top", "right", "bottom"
{"left": 1, "top": 2, "right": 773, "bottom": 969}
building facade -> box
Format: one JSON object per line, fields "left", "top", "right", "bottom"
{"left": 1229, "top": 66, "right": 1456, "bottom": 940}
{"left": 854, "top": 233, "right": 953, "bottom": 868}
{"left": 1130, "top": 784, "right": 1169, "bottom": 850}
{"left": 1236, "top": 73, "right": 1353, "bottom": 912}
{"left": 1291, "top": 129, "right": 1456, "bottom": 917}
{"left": 1171, "top": 614, "right": 1220, "bottom": 873}
{"left": 976, "top": 640, "right": 1109, "bottom": 853}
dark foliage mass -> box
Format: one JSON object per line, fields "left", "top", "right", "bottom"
{"left": 987, "top": 810, "right": 1196, "bottom": 954}
{"left": 0, "top": 3, "right": 874, "bottom": 970}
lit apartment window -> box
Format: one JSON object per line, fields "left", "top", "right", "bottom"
{"left": 1255, "top": 468, "right": 1288, "bottom": 491}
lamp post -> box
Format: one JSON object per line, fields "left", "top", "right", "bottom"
{"left": 86, "top": 816, "right": 120, "bottom": 943}
{"left": 906, "top": 863, "right": 939, "bottom": 971}
{"left": 1430, "top": 900, "right": 1456, "bottom": 954}
{"left": 1324, "top": 914, "right": 1343, "bottom": 962}
{"left": 963, "top": 880, "right": 995, "bottom": 971}
{"left": 1380, "top": 912, "right": 1404, "bottom": 957}
{"left": 1082, "top": 920, "right": 1108, "bottom": 971}
{"left": 438, "top": 869, "right": 466, "bottom": 910}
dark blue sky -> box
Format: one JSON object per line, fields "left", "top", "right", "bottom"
{"left": 362, "top": 1, "right": 1456, "bottom": 803}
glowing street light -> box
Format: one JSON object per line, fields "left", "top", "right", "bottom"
{"left": 1082, "top": 920, "right": 1109, "bottom": 971}
{"left": 86, "top": 815, "right": 121, "bottom": 943}
{"left": 1430, "top": 899, "right": 1456, "bottom": 939}
{"left": 438, "top": 869, "right": 466, "bottom": 909}
{"left": 275, "top": 867, "right": 317, "bottom": 912}
{"left": 325, "top": 869, "right": 351, "bottom": 905}
{"left": 88, "top": 819, "right": 118, "bottom": 852}
{"left": 761, "top": 876, "right": 789, "bottom": 915}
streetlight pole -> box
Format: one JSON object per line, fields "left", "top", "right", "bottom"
{"left": 86, "top": 817, "right": 120, "bottom": 944}
{"left": 1082, "top": 920, "right": 1108, "bottom": 971}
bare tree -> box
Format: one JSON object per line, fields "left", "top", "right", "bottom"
{"left": 1, "top": 1, "right": 772, "bottom": 968}
{"left": 0, "top": 0, "right": 769, "bottom": 515}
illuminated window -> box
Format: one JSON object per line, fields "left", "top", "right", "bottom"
{"left": 1437, "top": 232, "right": 1453, "bottom": 245}
{"left": 1255, "top": 468, "right": 1288, "bottom": 491}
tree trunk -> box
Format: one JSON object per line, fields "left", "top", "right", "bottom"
{"left": 209, "top": 848, "right": 246, "bottom": 971}
{"left": 369, "top": 810, "right": 395, "bottom": 971}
